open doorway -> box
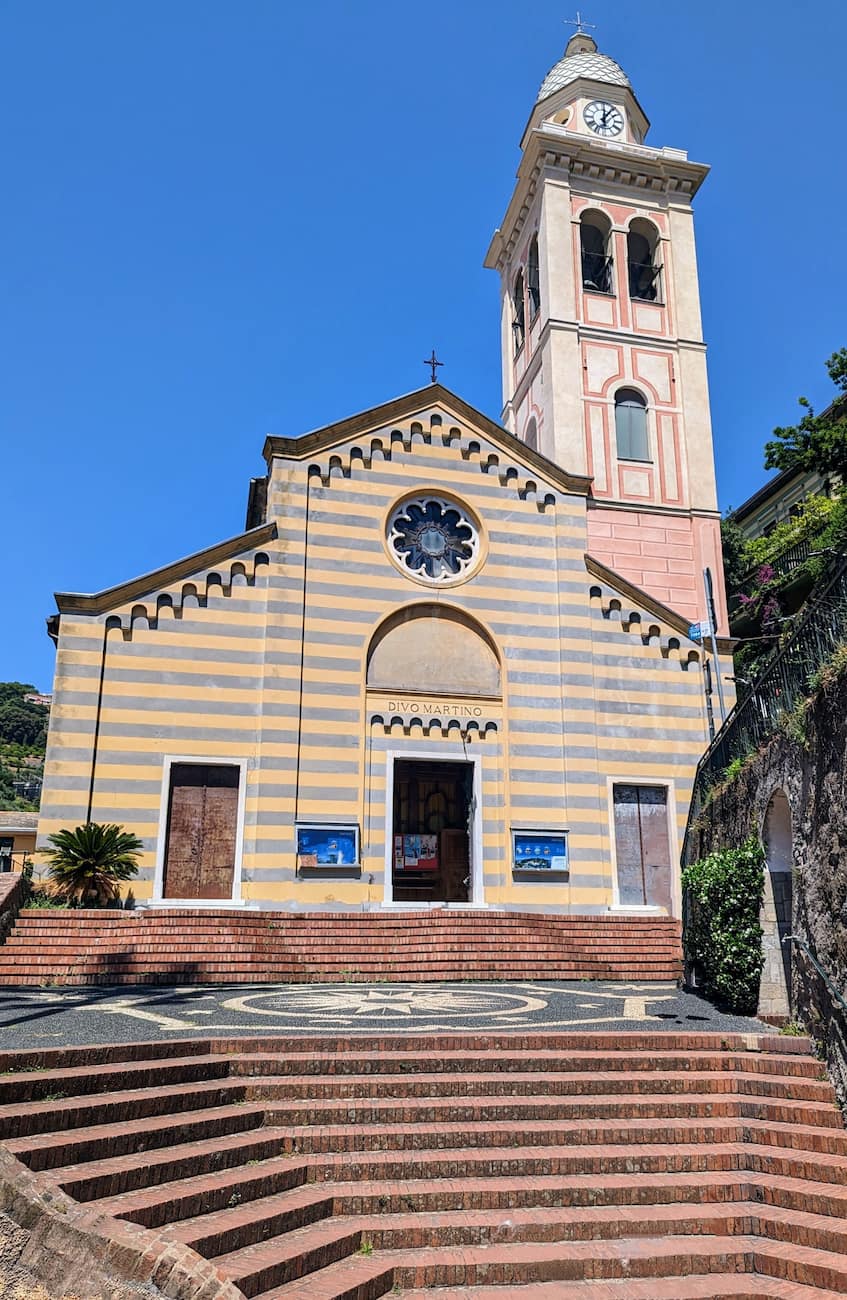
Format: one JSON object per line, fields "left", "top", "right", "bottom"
{"left": 392, "top": 759, "right": 473, "bottom": 903}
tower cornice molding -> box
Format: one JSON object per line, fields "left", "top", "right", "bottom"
{"left": 484, "top": 127, "right": 708, "bottom": 272}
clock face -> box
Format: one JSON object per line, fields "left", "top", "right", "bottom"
{"left": 583, "top": 100, "right": 624, "bottom": 138}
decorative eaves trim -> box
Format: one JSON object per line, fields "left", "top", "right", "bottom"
{"left": 485, "top": 130, "right": 709, "bottom": 271}
{"left": 585, "top": 554, "right": 735, "bottom": 654}
{"left": 263, "top": 383, "right": 593, "bottom": 497}
{"left": 52, "top": 522, "right": 277, "bottom": 616}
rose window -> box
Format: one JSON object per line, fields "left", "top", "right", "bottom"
{"left": 388, "top": 496, "right": 479, "bottom": 583}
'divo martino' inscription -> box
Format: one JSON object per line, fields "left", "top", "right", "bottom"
{"left": 368, "top": 693, "right": 500, "bottom": 725}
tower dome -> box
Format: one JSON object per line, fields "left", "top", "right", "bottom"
{"left": 537, "top": 32, "right": 630, "bottom": 103}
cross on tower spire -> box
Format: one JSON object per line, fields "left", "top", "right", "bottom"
{"left": 564, "top": 11, "right": 596, "bottom": 35}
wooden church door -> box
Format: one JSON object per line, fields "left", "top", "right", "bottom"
{"left": 163, "top": 763, "right": 240, "bottom": 899}
{"left": 612, "top": 784, "right": 673, "bottom": 911}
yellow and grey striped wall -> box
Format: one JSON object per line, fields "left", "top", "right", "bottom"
{"left": 38, "top": 385, "right": 733, "bottom": 914}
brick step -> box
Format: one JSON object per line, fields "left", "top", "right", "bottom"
{"left": 51, "top": 1110, "right": 843, "bottom": 1164}
{"left": 0, "top": 972, "right": 680, "bottom": 987}
{"left": 225, "top": 1068, "right": 836, "bottom": 1104}
{"left": 397, "top": 1279, "right": 847, "bottom": 1300}
{"left": 0, "top": 1052, "right": 232, "bottom": 1104}
{"left": 7, "top": 918, "right": 681, "bottom": 934}
{"left": 202, "top": 1202, "right": 847, "bottom": 1293}
{"left": 63, "top": 1129, "right": 847, "bottom": 1211}
{"left": 100, "top": 1167, "right": 847, "bottom": 1234}
{"left": 3, "top": 1064, "right": 831, "bottom": 1114}
{"left": 0, "top": 1075, "right": 256, "bottom": 1139}
{"left": 259, "top": 1114, "right": 847, "bottom": 1159}
{"left": 0, "top": 1034, "right": 816, "bottom": 1072}
{"left": 0, "top": 945, "right": 683, "bottom": 963}
{"left": 19, "top": 1076, "right": 829, "bottom": 1144}
{"left": 0, "top": 946, "right": 682, "bottom": 964}
{"left": 3, "top": 925, "right": 680, "bottom": 946}
{"left": 13, "top": 909, "right": 681, "bottom": 925}
{"left": 14, "top": 1077, "right": 837, "bottom": 1142}
{"left": 0, "top": 968, "right": 685, "bottom": 986}
{"left": 221, "top": 1234, "right": 847, "bottom": 1298}
{"left": 225, "top": 1046, "right": 825, "bottom": 1079}
{"left": 254, "top": 1092, "right": 842, "bottom": 1130}
{"left": 5, "top": 1100, "right": 267, "bottom": 1171}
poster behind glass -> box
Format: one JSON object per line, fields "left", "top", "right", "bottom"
{"left": 513, "top": 831, "right": 568, "bottom": 873}
{"left": 296, "top": 825, "right": 359, "bottom": 869}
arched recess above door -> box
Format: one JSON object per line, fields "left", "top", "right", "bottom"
{"left": 366, "top": 605, "right": 501, "bottom": 697}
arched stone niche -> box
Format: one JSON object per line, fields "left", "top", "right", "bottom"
{"left": 759, "top": 789, "right": 794, "bottom": 1020}
{"left": 366, "top": 605, "right": 501, "bottom": 698}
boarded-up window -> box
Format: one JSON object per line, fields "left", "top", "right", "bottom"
{"left": 612, "top": 784, "right": 672, "bottom": 911}
{"left": 163, "top": 763, "right": 240, "bottom": 900}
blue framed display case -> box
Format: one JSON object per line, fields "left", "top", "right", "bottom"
{"left": 296, "top": 824, "right": 360, "bottom": 869}
{"left": 511, "top": 830, "right": 569, "bottom": 876}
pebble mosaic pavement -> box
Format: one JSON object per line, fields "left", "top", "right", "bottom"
{"left": 0, "top": 981, "right": 768, "bottom": 1048}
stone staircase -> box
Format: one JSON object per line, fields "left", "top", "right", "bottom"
{"left": 0, "top": 909, "right": 683, "bottom": 984}
{"left": 0, "top": 1032, "right": 846, "bottom": 1297}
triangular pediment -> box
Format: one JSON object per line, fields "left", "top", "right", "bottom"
{"left": 262, "top": 384, "right": 592, "bottom": 498}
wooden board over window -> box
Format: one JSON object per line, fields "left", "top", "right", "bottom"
{"left": 612, "top": 784, "right": 672, "bottom": 911}
{"left": 163, "top": 763, "right": 240, "bottom": 900}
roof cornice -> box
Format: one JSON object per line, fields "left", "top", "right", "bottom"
{"left": 485, "top": 126, "right": 709, "bottom": 271}
{"left": 585, "top": 554, "right": 735, "bottom": 654}
{"left": 263, "top": 383, "right": 593, "bottom": 497}
{"left": 52, "top": 522, "right": 277, "bottom": 617}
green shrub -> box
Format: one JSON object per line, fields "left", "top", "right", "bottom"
{"left": 744, "top": 494, "right": 838, "bottom": 569}
{"left": 682, "top": 837, "right": 766, "bottom": 1016}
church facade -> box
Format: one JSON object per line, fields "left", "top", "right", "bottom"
{"left": 37, "top": 33, "right": 732, "bottom": 917}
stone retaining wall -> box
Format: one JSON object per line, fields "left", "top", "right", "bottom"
{"left": 684, "top": 665, "right": 847, "bottom": 1099}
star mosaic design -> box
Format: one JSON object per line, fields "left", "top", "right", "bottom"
{"left": 222, "top": 985, "right": 546, "bottom": 1021}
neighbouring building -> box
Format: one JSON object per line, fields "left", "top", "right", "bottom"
{"left": 36, "top": 31, "right": 732, "bottom": 917}
{"left": 0, "top": 812, "right": 38, "bottom": 872}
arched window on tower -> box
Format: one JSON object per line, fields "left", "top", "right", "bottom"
{"left": 580, "top": 211, "right": 613, "bottom": 294}
{"left": 512, "top": 270, "right": 526, "bottom": 352}
{"left": 615, "top": 388, "right": 650, "bottom": 461}
{"left": 627, "top": 219, "right": 662, "bottom": 302}
{"left": 527, "top": 237, "right": 541, "bottom": 318}
{"left": 524, "top": 418, "right": 538, "bottom": 451}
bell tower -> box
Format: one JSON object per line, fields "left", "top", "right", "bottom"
{"left": 484, "top": 30, "right": 728, "bottom": 630}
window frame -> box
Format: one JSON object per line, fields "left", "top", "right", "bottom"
{"left": 512, "top": 269, "right": 526, "bottom": 354}
{"left": 527, "top": 236, "right": 541, "bottom": 319}
{"left": 614, "top": 388, "right": 651, "bottom": 463}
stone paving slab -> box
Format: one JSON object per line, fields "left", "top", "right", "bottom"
{"left": 0, "top": 981, "right": 768, "bottom": 1049}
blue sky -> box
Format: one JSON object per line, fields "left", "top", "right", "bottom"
{"left": 3, "top": 0, "right": 846, "bottom": 690}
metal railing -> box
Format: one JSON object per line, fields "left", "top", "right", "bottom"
{"left": 685, "top": 554, "right": 847, "bottom": 844}
{"left": 784, "top": 933, "right": 847, "bottom": 1106}
{"left": 0, "top": 852, "right": 31, "bottom": 875}
{"left": 735, "top": 536, "right": 821, "bottom": 595}
{"left": 628, "top": 260, "right": 663, "bottom": 303}
{"left": 581, "top": 252, "right": 614, "bottom": 295}
{"left": 784, "top": 934, "right": 847, "bottom": 1016}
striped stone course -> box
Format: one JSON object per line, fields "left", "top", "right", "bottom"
{"left": 0, "top": 1033, "right": 845, "bottom": 1297}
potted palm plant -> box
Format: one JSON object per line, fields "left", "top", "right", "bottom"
{"left": 43, "top": 822, "right": 143, "bottom": 907}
